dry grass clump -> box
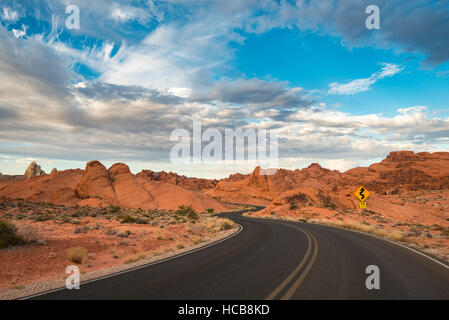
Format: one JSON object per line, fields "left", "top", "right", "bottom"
{"left": 17, "top": 224, "right": 43, "bottom": 243}
{"left": 196, "top": 217, "right": 236, "bottom": 233}
{"left": 191, "top": 238, "right": 204, "bottom": 245}
{"left": 66, "top": 247, "right": 88, "bottom": 264}
{"left": 307, "top": 219, "right": 406, "bottom": 242}
{"left": 155, "top": 231, "right": 166, "bottom": 240}
{"left": 277, "top": 215, "right": 298, "bottom": 222}
{"left": 187, "top": 224, "right": 205, "bottom": 236}
{"left": 388, "top": 230, "right": 407, "bottom": 242}
{"left": 124, "top": 253, "right": 146, "bottom": 265}
{"left": 243, "top": 210, "right": 408, "bottom": 243}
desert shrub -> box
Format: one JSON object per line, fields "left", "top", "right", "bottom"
{"left": 105, "top": 229, "right": 117, "bottom": 236}
{"left": 119, "top": 214, "right": 137, "bottom": 224}
{"left": 286, "top": 193, "right": 311, "bottom": 210}
{"left": 318, "top": 192, "right": 336, "bottom": 210}
{"left": 108, "top": 205, "right": 121, "bottom": 214}
{"left": 74, "top": 226, "right": 90, "bottom": 234}
{"left": 287, "top": 193, "right": 308, "bottom": 205}
{"left": 67, "top": 247, "right": 88, "bottom": 264}
{"left": 206, "top": 208, "right": 214, "bottom": 214}
{"left": 405, "top": 228, "right": 422, "bottom": 237}
{"left": 0, "top": 220, "right": 25, "bottom": 248}
{"left": 221, "top": 220, "right": 233, "bottom": 231}
{"left": 116, "top": 230, "right": 132, "bottom": 238}
{"left": 176, "top": 243, "right": 185, "bottom": 249}
{"left": 135, "top": 217, "right": 149, "bottom": 224}
{"left": 34, "top": 214, "right": 52, "bottom": 221}
{"left": 192, "top": 238, "right": 204, "bottom": 245}
{"left": 175, "top": 206, "right": 198, "bottom": 220}
{"left": 124, "top": 253, "right": 146, "bottom": 264}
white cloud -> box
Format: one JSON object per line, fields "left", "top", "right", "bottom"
{"left": 110, "top": 4, "right": 158, "bottom": 24}
{"left": 328, "top": 63, "right": 403, "bottom": 95}
{"left": 100, "top": 21, "right": 234, "bottom": 91}
{"left": 12, "top": 24, "right": 27, "bottom": 38}
{"left": 111, "top": 7, "right": 136, "bottom": 22}
{"left": 2, "top": 7, "right": 19, "bottom": 21}
{"left": 12, "top": 28, "right": 25, "bottom": 38}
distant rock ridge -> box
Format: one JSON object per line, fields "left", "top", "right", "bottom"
{"left": 24, "top": 161, "right": 46, "bottom": 179}
{"left": 66, "top": 161, "right": 230, "bottom": 211}
{"left": 208, "top": 151, "right": 449, "bottom": 207}
{"left": 138, "top": 170, "right": 219, "bottom": 190}
{"left": 341, "top": 151, "right": 449, "bottom": 193}
{"left": 2, "top": 151, "right": 449, "bottom": 212}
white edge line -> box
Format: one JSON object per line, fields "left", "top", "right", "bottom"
{"left": 306, "top": 221, "right": 449, "bottom": 271}
{"left": 243, "top": 214, "right": 449, "bottom": 271}
{"left": 20, "top": 224, "right": 243, "bottom": 300}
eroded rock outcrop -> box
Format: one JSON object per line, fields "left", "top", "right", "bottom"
{"left": 138, "top": 170, "right": 219, "bottom": 190}
{"left": 109, "top": 163, "right": 155, "bottom": 208}
{"left": 340, "top": 151, "right": 449, "bottom": 193}
{"left": 24, "top": 161, "right": 46, "bottom": 179}
{"left": 75, "top": 161, "right": 117, "bottom": 203}
{"left": 208, "top": 164, "right": 341, "bottom": 205}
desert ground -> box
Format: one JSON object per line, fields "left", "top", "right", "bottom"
{"left": 0, "top": 200, "right": 236, "bottom": 298}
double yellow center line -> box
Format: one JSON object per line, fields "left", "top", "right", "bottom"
{"left": 266, "top": 222, "right": 319, "bottom": 300}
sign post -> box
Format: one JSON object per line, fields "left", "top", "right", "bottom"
{"left": 354, "top": 186, "right": 370, "bottom": 207}
{"left": 354, "top": 186, "right": 370, "bottom": 222}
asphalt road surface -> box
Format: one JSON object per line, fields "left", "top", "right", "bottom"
{"left": 31, "top": 208, "right": 449, "bottom": 300}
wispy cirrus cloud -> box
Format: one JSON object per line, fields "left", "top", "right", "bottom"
{"left": 327, "top": 63, "right": 403, "bottom": 95}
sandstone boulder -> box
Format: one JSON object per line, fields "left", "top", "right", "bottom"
{"left": 109, "top": 163, "right": 155, "bottom": 208}
{"left": 75, "top": 161, "right": 117, "bottom": 203}
{"left": 24, "top": 161, "right": 46, "bottom": 179}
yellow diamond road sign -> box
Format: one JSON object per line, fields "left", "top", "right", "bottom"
{"left": 355, "top": 186, "right": 370, "bottom": 202}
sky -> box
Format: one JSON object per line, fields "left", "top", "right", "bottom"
{"left": 0, "top": 0, "right": 449, "bottom": 178}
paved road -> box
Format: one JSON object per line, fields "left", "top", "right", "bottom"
{"left": 31, "top": 208, "right": 449, "bottom": 300}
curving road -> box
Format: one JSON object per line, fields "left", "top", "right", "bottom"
{"left": 30, "top": 208, "right": 449, "bottom": 300}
